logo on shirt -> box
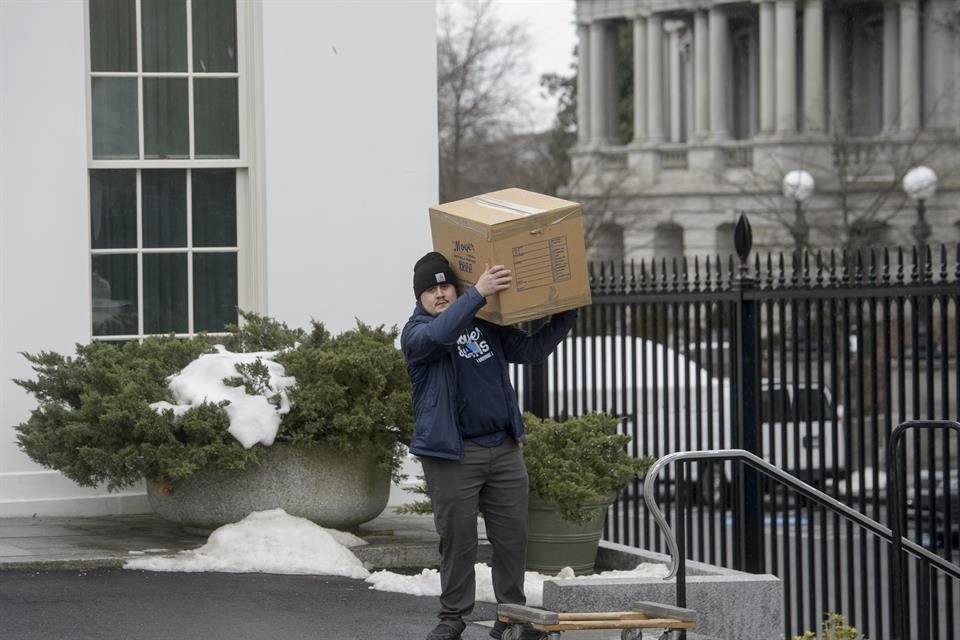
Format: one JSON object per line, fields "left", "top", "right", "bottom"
{"left": 457, "top": 327, "right": 492, "bottom": 362}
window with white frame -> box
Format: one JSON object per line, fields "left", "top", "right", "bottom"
{"left": 88, "top": 0, "right": 246, "bottom": 340}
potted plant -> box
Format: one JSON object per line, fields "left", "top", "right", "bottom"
{"left": 13, "top": 311, "right": 414, "bottom": 531}
{"left": 522, "top": 412, "right": 653, "bottom": 575}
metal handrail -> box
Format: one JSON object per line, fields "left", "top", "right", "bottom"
{"left": 886, "top": 420, "right": 960, "bottom": 640}
{"left": 642, "top": 449, "right": 960, "bottom": 590}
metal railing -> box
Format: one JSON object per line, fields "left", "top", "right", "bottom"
{"left": 642, "top": 449, "right": 960, "bottom": 636}
{"left": 887, "top": 420, "right": 960, "bottom": 640}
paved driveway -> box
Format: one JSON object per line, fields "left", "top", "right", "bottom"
{"left": 0, "top": 568, "right": 498, "bottom": 640}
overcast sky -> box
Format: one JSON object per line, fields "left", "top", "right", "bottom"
{"left": 490, "top": 0, "right": 576, "bottom": 131}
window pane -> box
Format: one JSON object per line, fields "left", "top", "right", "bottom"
{"left": 92, "top": 254, "right": 138, "bottom": 336}
{"left": 89, "top": 0, "right": 136, "bottom": 72}
{"left": 192, "top": 0, "right": 238, "bottom": 73}
{"left": 143, "top": 253, "right": 188, "bottom": 334}
{"left": 194, "top": 252, "right": 237, "bottom": 332}
{"left": 92, "top": 78, "right": 138, "bottom": 159}
{"left": 194, "top": 78, "right": 239, "bottom": 158}
{"left": 192, "top": 170, "right": 236, "bottom": 247}
{"left": 142, "top": 170, "right": 187, "bottom": 248}
{"left": 90, "top": 170, "right": 137, "bottom": 249}
{"left": 144, "top": 78, "right": 189, "bottom": 159}
{"left": 142, "top": 0, "right": 187, "bottom": 72}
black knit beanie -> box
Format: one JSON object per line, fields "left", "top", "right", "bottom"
{"left": 413, "top": 251, "right": 458, "bottom": 300}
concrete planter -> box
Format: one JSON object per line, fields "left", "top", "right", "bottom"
{"left": 147, "top": 443, "right": 391, "bottom": 531}
{"left": 526, "top": 493, "right": 613, "bottom": 575}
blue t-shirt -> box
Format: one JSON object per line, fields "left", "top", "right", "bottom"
{"left": 453, "top": 322, "right": 510, "bottom": 446}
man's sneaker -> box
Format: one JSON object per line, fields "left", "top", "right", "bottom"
{"left": 425, "top": 619, "right": 466, "bottom": 640}
{"left": 489, "top": 620, "right": 546, "bottom": 640}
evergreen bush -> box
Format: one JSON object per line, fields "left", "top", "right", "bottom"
{"left": 522, "top": 412, "right": 653, "bottom": 525}
{"left": 14, "top": 311, "right": 413, "bottom": 491}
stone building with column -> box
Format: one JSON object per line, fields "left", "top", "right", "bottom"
{"left": 570, "top": 0, "right": 960, "bottom": 263}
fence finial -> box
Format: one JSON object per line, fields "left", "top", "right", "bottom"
{"left": 734, "top": 211, "right": 753, "bottom": 268}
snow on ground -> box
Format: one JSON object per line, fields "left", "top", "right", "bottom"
{"left": 125, "top": 509, "right": 668, "bottom": 605}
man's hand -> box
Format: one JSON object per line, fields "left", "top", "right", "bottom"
{"left": 475, "top": 264, "right": 512, "bottom": 298}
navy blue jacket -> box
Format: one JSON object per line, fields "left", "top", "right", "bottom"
{"left": 401, "top": 286, "right": 578, "bottom": 460}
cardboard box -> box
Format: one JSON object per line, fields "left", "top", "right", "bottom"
{"left": 429, "top": 188, "right": 592, "bottom": 325}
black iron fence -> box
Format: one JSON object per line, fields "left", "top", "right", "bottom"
{"left": 517, "top": 214, "right": 960, "bottom": 639}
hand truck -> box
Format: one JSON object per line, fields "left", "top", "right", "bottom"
{"left": 496, "top": 601, "right": 697, "bottom": 640}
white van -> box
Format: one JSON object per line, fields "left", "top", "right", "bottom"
{"left": 759, "top": 381, "right": 846, "bottom": 484}
{"left": 515, "top": 335, "right": 846, "bottom": 485}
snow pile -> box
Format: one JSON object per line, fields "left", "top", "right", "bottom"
{"left": 150, "top": 346, "right": 296, "bottom": 448}
{"left": 125, "top": 509, "right": 369, "bottom": 578}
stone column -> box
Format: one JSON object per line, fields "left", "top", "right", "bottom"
{"left": 708, "top": 6, "right": 729, "bottom": 140}
{"left": 694, "top": 10, "right": 709, "bottom": 140}
{"left": 759, "top": 0, "right": 776, "bottom": 134}
{"left": 633, "top": 16, "right": 647, "bottom": 143}
{"left": 802, "top": 0, "right": 825, "bottom": 132}
{"left": 577, "top": 22, "right": 591, "bottom": 146}
{"left": 882, "top": 3, "right": 899, "bottom": 131}
{"left": 683, "top": 31, "right": 695, "bottom": 141}
{"left": 589, "top": 20, "right": 611, "bottom": 144}
{"left": 775, "top": 0, "right": 797, "bottom": 134}
{"left": 924, "top": 0, "right": 952, "bottom": 128}
{"left": 603, "top": 21, "right": 619, "bottom": 140}
{"left": 666, "top": 20, "right": 686, "bottom": 143}
{"left": 828, "top": 9, "right": 846, "bottom": 132}
{"left": 647, "top": 14, "right": 665, "bottom": 142}
{"left": 899, "top": 0, "right": 921, "bottom": 131}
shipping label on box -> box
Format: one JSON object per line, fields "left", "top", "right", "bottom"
{"left": 429, "top": 188, "right": 592, "bottom": 325}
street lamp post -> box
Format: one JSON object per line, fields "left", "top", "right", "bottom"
{"left": 782, "top": 169, "right": 815, "bottom": 254}
{"left": 782, "top": 170, "right": 815, "bottom": 348}
{"left": 902, "top": 165, "right": 938, "bottom": 356}
{"left": 903, "top": 165, "right": 937, "bottom": 248}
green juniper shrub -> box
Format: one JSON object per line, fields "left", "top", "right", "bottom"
{"left": 522, "top": 412, "right": 652, "bottom": 526}
{"left": 13, "top": 335, "right": 234, "bottom": 490}
{"left": 274, "top": 320, "right": 414, "bottom": 481}
{"left": 792, "top": 612, "right": 866, "bottom": 640}
{"left": 220, "top": 309, "right": 307, "bottom": 352}
{"left": 395, "top": 474, "right": 433, "bottom": 516}
{"left": 14, "top": 311, "right": 414, "bottom": 490}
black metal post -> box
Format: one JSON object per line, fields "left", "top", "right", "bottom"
{"left": 913, "top": 199, "right": 930, "bottom": 356}
{"left": 524, "top": 318, "right": 549, "bottom": 418}
{"left": 676, "top": 462, "right": 688, "bottom": 640}
{"left": 733, "top": 212, "right": 763, "bottom": 574}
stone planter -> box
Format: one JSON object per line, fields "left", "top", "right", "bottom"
{"left": 147, "top": 443, "right": 391, "bottom": 531}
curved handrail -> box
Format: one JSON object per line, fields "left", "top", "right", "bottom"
{"left": 886, "top": 420, "right": 960, "bottom": 640}
{"left": 641, "top": 448, "right": 960, "bottom": 581}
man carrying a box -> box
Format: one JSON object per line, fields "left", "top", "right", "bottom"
{"left": 401, "top": 251, "right": 578, "bottom": 640}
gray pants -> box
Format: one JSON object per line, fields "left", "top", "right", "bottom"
{"left": 419, "top": 438, "right": 529, "bottom": 623}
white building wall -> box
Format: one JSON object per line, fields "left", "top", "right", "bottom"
{"left": 0, "top": 0, "right": 438, "bottom": 517}
{"left": 260, "top": 1, "right": 437, "bottom": 334}
{"left": 0, "top": 0, "right": 142, "bottom": 516}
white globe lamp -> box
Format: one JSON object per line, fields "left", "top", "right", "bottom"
{"left": 902, "top": 166, "right": 938, "bottom": 202}
{"left": 782, "top": 169, "right": 815, "bottom": 204}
